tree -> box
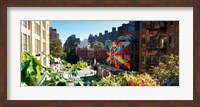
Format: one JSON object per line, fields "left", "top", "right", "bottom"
{"left": 65, "top": 51, "right": 79, "bottom": 64}
{"left": 150, "top": 54, "right": 179, "bottom": 86}
{"left": 90, "top": 40, "right": 105, "bottom": 49}
{"left": 50, "top": 38, "right": 66, "bottom": 58}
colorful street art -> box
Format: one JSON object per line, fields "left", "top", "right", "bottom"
{"left": 105, "top": 41, "right": 131, "bottom": 70}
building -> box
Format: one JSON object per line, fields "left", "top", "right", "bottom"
{"left": 109, "top": 27, "right": 118, "bottom": 41}
{"left": 139, "top": 21, "right": 179, "bottom": 73}
{"left": 94, "top": 48, "right": 107, "bottom": 62}
{"left": 88, "top": 27, "right": 118, "bottom": 45}
{"left": 63, "top": 34, "right": 80, "bottom": 53}
{"left": 77, "top": 48, "right": 107, "bottom": 63}
{"left": 117, "top": 21, "right": 140, "bottom": 71}
{"left": 78, "top": 39, "right": 89, "bottom": 48}
{"left": 49, "top": 27, "right": 59, "bottom": 39}
{"left": 20, "top": 21, "right": 50, "bottom": 66}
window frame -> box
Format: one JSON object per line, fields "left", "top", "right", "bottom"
{"left": 23, "top": 33, "right": 27, "bottom": 52}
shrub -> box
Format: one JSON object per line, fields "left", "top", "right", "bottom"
{"left": 21, "top": 52, "right": 43, "bottom": 86}
{"left": 94, "top": 72, "right": 159, "bottom": 86}
{"left": 150, "top": 54, "right": 179, "bottom": 86}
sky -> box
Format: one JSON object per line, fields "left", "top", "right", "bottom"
{"left": 49, "top": 21, "right": 129, "bottom": 45}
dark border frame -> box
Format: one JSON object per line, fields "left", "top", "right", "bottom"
{"left": 0, "top": 0, "right": 199, "bottom": 107}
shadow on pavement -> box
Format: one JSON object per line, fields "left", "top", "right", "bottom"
{"left": 80, "top": 75, "right": 101, "bottom": 82}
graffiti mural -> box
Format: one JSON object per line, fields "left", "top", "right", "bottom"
{"left": 105, "top": 41, "right": 131, "bottom": 70}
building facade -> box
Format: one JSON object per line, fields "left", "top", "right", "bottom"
{"left": 20, "top": 21, "right": 50, "bottom": 67}
{"left": 77, "top": 48, "right": 107, "bottom": 63}
{"left": 78, "top": 39, "right": 89, "bottom": 48}
{"left": 117, "top": 21, "right": 140, "bottom": 71}
{"left": 88, "top": 27, "right": 118, "bottom": 45}
{"left": 63, "top": 34, "right": 80, "bottom": 53}
{"left": 139, "top": 21, "right": 179, "bottom": 73}
{"left": 49, "top": 27, "right": 59, "bottom": 39}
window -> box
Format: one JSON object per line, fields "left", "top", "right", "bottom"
{"left": 158, "top": 36, "right": 164, "bottom": 48}
{"left": 146, "top": 22, "right": 150, "bottom": 28}
{"left": 43, "top": 30, "right": 45, "bottom": 39}
{"left": 43, "top": 42, "right": 46, "bottom": 52}
{"left": 22, "top": 21, "right": 30, "bottom": 29}
{"left": 22, "top": 21, "right": 27, "bottom": 28}
{"left": 27, "top": 21, "right": 30, "bottom": 29}
{"left": 27, "top": 36, "right": 30, "bottom": 53}
{"left": 23, "top": 34, "right": 27, "bottom": 51}
{"left": 35, "top": 39, "right": 40, "bottom": 54}
{"left": 150, "top": 55, "right": 157, "bottom": 64}
{"left": 35, "top": 22, "right": 40, "bottom": 35}
{"left": 142, "top": 22, "right": 146, "bottom": 29}
{"left": 160, "top": 21, "right": 165, "bottom": 27}
{"left": 150, "top": 22, "right": 154, "bottom": 28}
{"left": 168, "top": 36, "right": 174, "bottom": 47}
{"left": 141, "top": 55, "right": 145, "bottom": 64}
{"left": 150, "top": 36, "right": 155, "bottom": 47}
{"left": 141, "top": 37, "right": 146, "bottom": 47}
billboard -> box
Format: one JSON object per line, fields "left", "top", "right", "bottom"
{"left": 105, "top": 41, "right": 130, "bottom": 70}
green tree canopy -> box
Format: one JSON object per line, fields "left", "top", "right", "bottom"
{"left": 150, "top": 54, "right": 179, "bottom": 86}
{"left": 50, "top": 38, "right": 66, "bottom": 58}
{"left": 90, "top": 40, "right": 105, "bottom": 49}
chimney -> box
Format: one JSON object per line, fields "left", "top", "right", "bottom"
{"left": 112, "top": 27, "right": 116, "bottom": 32}
{"left": 105, "top": 30, "right": 108, "bottom": 34}
{"left": 99, "top": 33, "right": 102, "bottom": 36}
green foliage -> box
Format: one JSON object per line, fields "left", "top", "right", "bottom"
{"left": 40, "top": 67, "right": 69, "bottom": 86}
{"left": 93, "top": 73, "right": 159, "bottom": 86}
{"left": 50, "top": 38, "right": 66, "bottom": 58}
{"left": 21, "top": 52, "right": 43, "bottom": 86}
{"left": 77, "top": 61, "right": 88, "bottom": 68}
{"left": 65, "top": 50, "right": 79, "bottom": 64}
{"left": 90, "top": 40, "right": 105, "bottom": 49}
{"left": 21, "top": 52, "right": 73, "bottom": 86}
{"left": 150, "top": 54, "right": 179, "bottom": 86}
{"left": 70, "top": 61, "right": 88, "bottom": 77}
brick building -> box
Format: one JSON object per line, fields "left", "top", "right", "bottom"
{"left": 117, "top": 21, "right": 140, "bottom": 71}
{"left": 139, "top": 21, "right": 179, "bottom": 73}
{"left": 49, "top": 27, "right": 59, "bottom": 40}
{"left": 88, "top": 27, "right": 118, "bottom": 45}
{"left": 77, "top": 48, "right": 107, "bottom": 63}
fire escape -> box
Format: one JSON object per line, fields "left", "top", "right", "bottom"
{"left": 145, "top": 21, "right": 167, "bottom": 71}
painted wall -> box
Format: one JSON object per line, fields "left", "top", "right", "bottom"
{"left": 105, "top": 41, "right": 130, "bottom": 70}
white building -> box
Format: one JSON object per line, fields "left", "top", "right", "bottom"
{"left": 20, "top": 21, "right": 50, "bottom": 67}
{"left": 78, "top": 39, "right": 89, "bottom": 48}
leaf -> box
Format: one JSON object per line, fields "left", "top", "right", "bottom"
{"left": 21, "top": 52, "right": 31, "bottom": 62}
{"left": 36, "top": 65, "right": 42, "bottom": 80}
{"left": 33, "top": 57, "right": 42, "bottom": 66}
{"left": 40, "top": 81, "right": 52, "bottom": 86}
{"left": 27, "top": 65, "right": 34, "bottom": 76}
{"left": 71, "top": 69, "right": 78, "bottom": 77}
{"left": 77, "top": 81, "right": 84, "bottom": 86}
{"left": 21, "top": 60, "right": 31, "bottom": 82}
{"left": 30, "top": 76, "right": 37, "bottom": 86}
